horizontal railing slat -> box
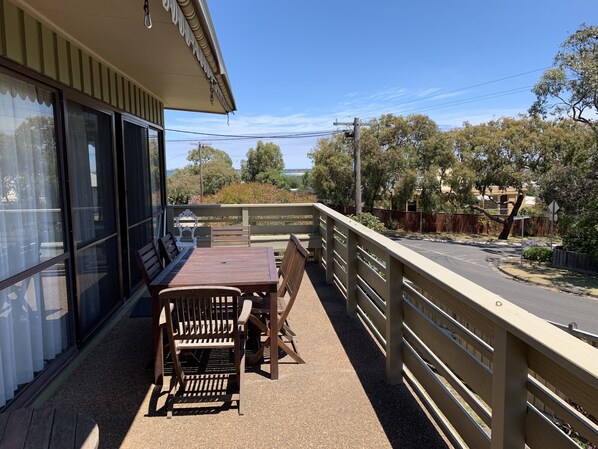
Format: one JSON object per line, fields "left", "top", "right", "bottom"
{"left": 403, "top": 300, "right": 493, "bottom": 403}
{"left": 404, "top": 343, "right": 491, "bottom": 449}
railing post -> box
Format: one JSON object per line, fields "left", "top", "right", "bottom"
{"left": 325, "top": 215, "right": 334, "bottom": 284}
{"left": 491, "top": 327, "right": 527, "bottom": 449}
{"left": 312, "top": 206, "right": 322, "bottom": 262}
{"left": 385, "top": 253, "right": 403, "bottom": 385}
{"left": 242, "top": 207, "right": 249, "bottom": 226}
{"left": 346, "top": 229, "right": 357, "bottom": 316}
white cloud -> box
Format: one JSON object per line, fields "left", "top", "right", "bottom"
{"left": 165, "top": 85, "right": 536, "bottom": 170}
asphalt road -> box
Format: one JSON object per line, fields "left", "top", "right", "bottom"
{"left": 391, "top": 237, "right": 598, "bottom": 334}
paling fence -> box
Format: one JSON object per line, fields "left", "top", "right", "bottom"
{"left": 330, "top": 205, "right": 556, "bottom": 237}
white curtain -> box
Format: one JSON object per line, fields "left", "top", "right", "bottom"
{"left": 0, "top": 73, "right": 68, "bottom": 408}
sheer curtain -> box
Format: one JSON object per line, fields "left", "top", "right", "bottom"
{"left": 0, "top": 73, "right": 68, "bottom": 408}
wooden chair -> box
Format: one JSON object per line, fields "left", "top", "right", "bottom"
{"left": 159, "top": 286, "right": 252, "bottom": 417}
{"left": 158, "top": 231, "right": 179, "bottom": 265}
{"left": 135, "top": 241, "right": 162, "bottom": 285}
{"left": 248, "top": 236, "right": 308, "bottom": 365}
{"left": 174, "top": 209, "right": 199, "bottom": 248}
{"left": 210, "top": 225, "right": 251, "bottom": 247}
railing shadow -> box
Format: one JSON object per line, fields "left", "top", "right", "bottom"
{"left": 305, "top": 263, "right": 450, "bottom": 449}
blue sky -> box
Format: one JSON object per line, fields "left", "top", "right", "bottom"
{"left": 165, "top": 0, "right": 596, "bottom": 170}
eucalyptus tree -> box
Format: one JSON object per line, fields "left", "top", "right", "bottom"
{"left": 531, "top": 24, "right": 598, "bottom": 138}
{"left": 449, "top": 116, "right": 547, "bottom": 239}
{"left": 384, "top": 114, "right": 454, "bottom": 213}
{"left": 307, "top": 134, "right": 354, "bottom": 206}
{"left": 167, "top": 145, "right": 239, "bottom": 203}
{"left": 240, "top": 141, "right": 285, "bottom": 183}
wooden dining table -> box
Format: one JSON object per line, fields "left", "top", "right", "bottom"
{"left": 149, "top": 246, "right": 280, "bottom": 382}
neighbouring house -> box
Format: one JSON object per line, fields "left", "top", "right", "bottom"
{"left": 0, "top": 0, "right": 235, "bottom": 410}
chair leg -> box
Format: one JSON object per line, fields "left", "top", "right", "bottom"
{"left": 277, "top": 337, "right": 305, "bottom": 364}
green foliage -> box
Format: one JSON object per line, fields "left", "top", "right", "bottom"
{"left": 240, "top": 141, "right": 285, "bottom": 183}
{"left": 167, "top": 145, "right": 239, "bottom": 203}
{"left": 387, "top": 218, "right": 400, "bottom": 231}
{"left": 530, "top": 24, "right": 598, "bottom": 137}
{"left": 522, "top": 247, "right": 553, "bottom": 262}
{"left": 255, "top": 168, "right": 289, "bottom": 189}
{"left": 561, "top": 200, "right": 598, "bottom": 260}
{"left": 348, "top": 212, "right": 386, "bottom": 233}
{"left": 201, "top": 182, "right": 316, "bottom": 204}
{"left": 308, "top": 134, "right": 354, "bottom": 206}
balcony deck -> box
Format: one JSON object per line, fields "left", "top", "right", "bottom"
{"left": 41, "top": 263, "right": 450, "bottom": 449}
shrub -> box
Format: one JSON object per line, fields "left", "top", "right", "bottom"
{"left": 387, "top": 218, "right": 399, "bottom": 231}
{"left": 522, "top": 247, "right": 553, "bottom": 262}
{"left": 348, "top": 212, "right": 386, "bottom": 233}
{"left": 196, "top": 182, "right": 316, "bottom": 204}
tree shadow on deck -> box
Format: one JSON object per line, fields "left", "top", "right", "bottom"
{"left": 305, "top": 264, "right": 450, "bottom": 449}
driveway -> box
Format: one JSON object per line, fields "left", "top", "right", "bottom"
{"left": 392, "top": 237, "right": 598, "bottom": 334}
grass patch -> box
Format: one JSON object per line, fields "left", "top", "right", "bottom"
{"left": 500, "top": 260, "right": 598, "bottom": 297}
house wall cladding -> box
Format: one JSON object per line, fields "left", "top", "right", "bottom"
{"left": 0, "top": 0, "right": 164, "bottom": 126}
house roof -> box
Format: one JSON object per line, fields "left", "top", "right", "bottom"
{"left": 11, "top": 0, "right": 236, "bottom": 114}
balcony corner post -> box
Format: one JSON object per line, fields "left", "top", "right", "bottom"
{"left": 346, "top": 229, "right": 357, "bottom": 317}
{"left": 491, "top": 326, "right": 527, "bottom": 449}
{"left": 385, "top": 254, "right": 404, "bottom": 385}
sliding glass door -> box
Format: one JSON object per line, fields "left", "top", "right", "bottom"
{"left": 124, "top": 122, "right": 163, "bottom": 289}
{"left": 0, "top": 72, "right": 71, "bottom": 408}
{"left": 66, "top": 102, "right": 120, "bottom": 338}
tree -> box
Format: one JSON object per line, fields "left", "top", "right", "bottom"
{"left": 307, "top": 134, "right": 354, "bottom": 206}
{"left": 167, "top": 145, "right": 239, "bottom": 203}
{"left": 240, "top": 141, "right": 285, "bottom": 185}
{"left": 534, "top": 119, "right": 596, "bottom": 215}
{"left": 384, "top": 114, "right": 454, "bottom": 213}
{"left": 449, "top": 116, "right": 547, "bottom": 239}
{"left": 531, "top": 24, "right": 598, "bottom": 255}
{"left": 530, "top": 24, "right": 598, "bottom": 137}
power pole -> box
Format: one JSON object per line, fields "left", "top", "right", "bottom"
{"left": 334, "top": 117, "right": 374, "bottom": 215}
{"left": 198, "top": 143, "right": 204, "bottom": 202}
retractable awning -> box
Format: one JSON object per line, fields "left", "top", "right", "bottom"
{"left": 11, "top": 0, "right": 236, "bottom": 114}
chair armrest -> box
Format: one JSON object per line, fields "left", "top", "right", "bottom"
{"left": 238, "top": 298, "right": 252, "bottom": 326}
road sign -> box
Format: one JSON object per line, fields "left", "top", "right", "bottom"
{"left": 549, "top": 213, "right": 558, "bottom": 222}
{"left": 548, "top": 201, "right": 560, "bottom": 214}
{"left": 513, "top": 215, "right": 530, "bottom": 220}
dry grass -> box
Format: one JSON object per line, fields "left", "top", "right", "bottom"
{"left": 499, "top": 260, "right": 598, "bottom": 298}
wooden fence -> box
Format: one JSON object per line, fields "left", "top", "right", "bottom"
{"left": 330, "top": 206, "right": 556, "bottom": 237}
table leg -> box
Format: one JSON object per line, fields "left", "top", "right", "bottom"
{"left": 269, "top": 288, "right": 278, "bottom": 380}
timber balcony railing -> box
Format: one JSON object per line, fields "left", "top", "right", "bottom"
{"left": 166, "top": 203, "right": 598, "bottom": 449}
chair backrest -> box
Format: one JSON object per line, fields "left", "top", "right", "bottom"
{"left": 210, "top": 225, "right": 251, "bottom": 247}
{"left": 135, "top": 242, "right": 162, "bottom": 285}
{"left": 174, "top": 209, "right": 199, "bottom": 247}
{"left": 160, "top": 286, "right": 242, "bottom": 341}
{"left": 278, "top": 237, "right": 296, "bottom": 280}
{"left": 277, "top": 237, "right": 308, "bottom": 323}
{"left": 158, "top": 231, "right": 180, "bottom": 265}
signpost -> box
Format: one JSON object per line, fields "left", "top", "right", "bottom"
{"left": 514, "top": 215, "right": 530, "bottom": 265}
{"left": 548, "top": 201, "right": 559, "bottom": 247}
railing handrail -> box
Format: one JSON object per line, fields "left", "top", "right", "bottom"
{"left": 314, "top": 203, "right": 598, "bottom": 388}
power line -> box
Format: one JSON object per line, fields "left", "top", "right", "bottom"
{"left": 372, "top": 86, "right": 533, "bottom": 118}
{"left": 352, "top": 67, "right": 549, "bottom": 118}
{"left": 164, "top": 128, "right": 337, "bottom": 139}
